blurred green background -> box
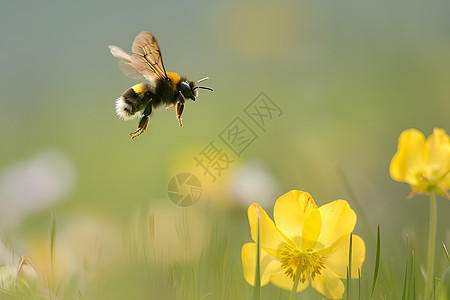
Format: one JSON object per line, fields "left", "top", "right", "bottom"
{"left": 1, "top": 0, "right": 450, "bottom": 299}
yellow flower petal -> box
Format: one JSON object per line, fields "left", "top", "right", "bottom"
{"left": 390, "top": 129, "right": 428, "bottom": 186}
{"left": 248, "top": 204, "right": 291, "bottom": 255}
{"left": 270, "top": 272, "right": 310, "bottom": 292}
{"left": 440, "top": 175, "right": 450, "bottom": 192}
{"left": 427, "top": 128, "right": 450, "bottom": 188}
{"left": 241, "top": 242, "right": 283, "bottom": 286}
{"left": 310, "top": 267, "right": 345, "bottom": 299}
{"left": 315, "top": 200, "right": 356, "bottom": 249}
{"left": 301, "top": 209, "right": 322, "bottom": 251}
{"left": 319, "top": 234, "right": 366, "bottom": 279}
{"left": 273, "top": 191, "right": 318, "bottom": 245}
{"left": 427, "top": 128, "right": 450, "bottom": 168}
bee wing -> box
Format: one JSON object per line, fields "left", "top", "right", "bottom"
{"left": 109, "top": 45, "right": 143, "bottom": 79}
{"left": 109, "top": 45, "right": 132, "bottom": 62}
{"left": 130, "top": 31, "right": 168, "bottom": 83}
{"left": 118, "top": 61, "right": 143, "bottom": 80}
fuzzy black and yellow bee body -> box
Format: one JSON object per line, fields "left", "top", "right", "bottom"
{"left": 115, "top": 83, "right": 152, "bottom": 120}
{"left": 109, "top": 31, "right": 212, "bottom": 139}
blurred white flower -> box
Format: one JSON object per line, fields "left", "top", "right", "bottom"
{"left": 24, "top": 215, "right": 121, "bottom": 289}
{"left": 227, "top": 160, "right": 280, "bottom": 208}
{"left": 0, "top": 240, "right": 12, "bottom": 267}
{"left": 0, "top": 151, "right": 75, "bottom": 227}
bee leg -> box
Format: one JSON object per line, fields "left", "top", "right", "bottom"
{"left": 176, "top": 102, "right": 185, "bottom": 127}
{"left": 165, "top": 103, "right": 176, "bottom": 111}
{"left": 129, "top": 116, "right": 149, "bottom": 139}
{"left": 176, "top": 92, "right": 186, "bottom": 127}
{"left": 129, "top": 101, "right": 153, "bottom": 139}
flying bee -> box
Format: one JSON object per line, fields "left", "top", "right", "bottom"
{"left": 109, "top": 31, "right": 213, "bottom": 139}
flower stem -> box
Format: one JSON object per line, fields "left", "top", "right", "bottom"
{"left": 289, "top": 267, "right": 301, "bottom": 300}
{"left": 424, "top": 189, "right": 437, "bottom": 300}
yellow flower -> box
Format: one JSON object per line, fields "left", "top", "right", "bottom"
{"left": 241, "top": 190, "right": 366, "bottom": 299}
{"left": 390, "top": 128, "right": 450, "bottom": 198}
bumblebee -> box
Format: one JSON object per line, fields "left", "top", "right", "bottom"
{"left": 109, "top": 31, "right": 212, "bottom": 139}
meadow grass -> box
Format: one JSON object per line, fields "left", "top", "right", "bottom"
{"left": 4, "top": 173, "right": 450, "bottom": 300}
{"left": 1, "top": 192, "right": 449, "bottom": 300}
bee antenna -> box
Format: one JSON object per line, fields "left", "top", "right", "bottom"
{"left": 197, "top": 77, "right": 209, "bottom": 83}
{"left": 193, "top": 86, "right": 214, "bottom": 92}
{"left": 198, "top": 86, "right": 214, "bottom": 92}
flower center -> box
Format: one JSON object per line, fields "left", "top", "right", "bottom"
{"left": 280, "top": 243, "right": 325, "bottom": 283}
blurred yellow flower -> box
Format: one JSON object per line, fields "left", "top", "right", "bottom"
{"left": 390, "top": 128, "right": 450, "bottom": 198}
{"left": 241, "top": 191, "right": 365, "bottom": 299}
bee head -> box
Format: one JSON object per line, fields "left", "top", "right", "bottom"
{"left": 191, "top": 77, "right": 213, "bottom": 101}
{"left": 180, "top": 77, "right": 213, "bottom": 101}
{"left": 180, "top": 80, "right": 198, "bottom": 101}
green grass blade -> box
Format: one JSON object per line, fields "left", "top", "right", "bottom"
{"left": 433, "top": 276, "right": 436, "bottom": 300}
{"left": 200, "top": 292, "right": 213, "bottom": 300}
{"left": 401, "top": 236, "right": 409, "bottom": 300}
{"left": 401, "top": 256, "right": 408, "bottom": 300}
{"left": 439, "top": 267, "right": 450, "bottom": 300}
{"left": 340, "top": 170, "right": 399, "bottom": 298}
{"left": 443, "top": 242, "right": 450, "bottom": 265}
{"left": 358, "top": 268, "right": 361, "bottom": 300}
{"left": 370, "top": 224, "right": 381, "bottom": 299}
{"left": 252, "top": 207, "right": 261, "bottom": 300}
{"left": 346, "top": 233, "right": 353, "bottom": 300}
{"left": 346, "top": 267, "right": 350, "bottom": 300}
{"left": 412, "top": 267, "right": 416, "bottom": 300}
{"left": 192, "top": 265, "right": 197, "bottom": 300}
{"left": 407, "top": 251, "right": 414, "bottom": 300}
